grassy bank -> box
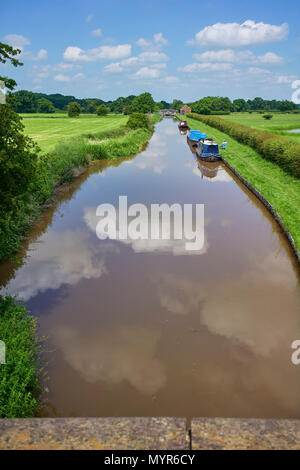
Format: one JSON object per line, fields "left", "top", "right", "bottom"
{"left": 185, "top": 115, "right": 300, "bottom": 252}
{"left": 0, "top": 296, "right": 42, "bottom": 418}
{"left": 20, "top": 113, "right": 128, "bottom": 153}
{"left": 221, "top": 112, "right": 300, "bottom": 142}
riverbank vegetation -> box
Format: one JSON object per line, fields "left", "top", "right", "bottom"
{"left": 185, "top": 114, "right": 300, "bottom": 252}
{"left": 0, "top": 296, "right": 42, "bottom": 418}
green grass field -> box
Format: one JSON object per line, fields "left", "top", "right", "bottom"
{"left": 20, "top": 113, "right": 128, "bottom": 152}
{"left": 221, "top": 112, "right": 300, "bottom": 142}
{"left": 186, "top": 115, "right": 300, "bottom": 252}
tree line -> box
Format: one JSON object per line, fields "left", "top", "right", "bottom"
{"left": 9, "top": 90, "right": 299, "bottom": 116}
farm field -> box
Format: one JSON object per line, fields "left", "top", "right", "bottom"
{"left": 220, "top": 112, "right": 300, "bottom": 142}
{"left": 20, "top": 113, "right": 128, "bottom": 152}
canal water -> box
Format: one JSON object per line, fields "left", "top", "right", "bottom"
{"left": 1, "top": 118, "right": 300, "bottom": 419}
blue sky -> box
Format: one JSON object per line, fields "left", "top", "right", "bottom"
{"left": 2, "top": 0, "right": 300, "bottom": 102}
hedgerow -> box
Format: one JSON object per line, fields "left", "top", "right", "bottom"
{"left": 187, "top": 113, "right": 300, "bottom": 178}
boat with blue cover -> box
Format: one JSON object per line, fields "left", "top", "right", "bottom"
{"left": 196, "top": 139, "right": 221, "bottom": 162}
{"left": 187, "top": 130, "right": 207, "bottom": 146}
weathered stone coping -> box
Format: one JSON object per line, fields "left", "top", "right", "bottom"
{"left": 192, "top": 418, "right": 300, "bottom": 450}
{"left": 0, "top": 418, "right": 187, "bottom": 450}
{"left": 0, "top": 417, "right": 300, "bottom": 450}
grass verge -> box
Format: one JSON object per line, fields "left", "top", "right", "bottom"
{"left": 185, "top": 115, "right": 300, "bottom": 252}
{"left": 0, "top": 296, "right": 42, "bottom": 418}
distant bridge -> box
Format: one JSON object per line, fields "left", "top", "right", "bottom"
{"left": 158, "top": 109, "right": 177, "bottom": 116}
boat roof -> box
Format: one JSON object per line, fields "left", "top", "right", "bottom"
{"left": 203, "top": 139, "right": 218, "bottom": 145}
{"left": 189, "top": 130, "right": 206, "bottom": 139}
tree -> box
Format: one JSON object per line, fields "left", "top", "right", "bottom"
{"left": 233, "top": 99, "right": 248, "bottom": 112}
{"left": 132, "top": 92, "right": 155, "bottom": 113}
{"left": 279, "top": 100, "right": 297, "bottom": 111}
{"left": 11, "top": 90, "right": 37, "bottom": 113}
{"left": 0, "top": 42, "right": 39, "bottom": 211}
{"left": 36, "top": 98, "right": 55, "bottom": 113}
{"left": 67, "top": 101, "right": 81, "bottom": 117}
{"left": 123, "top": 105, "right": 133, "bottom": 115}
{"left": 126, "top": 112, "right": 150, "bottom": 130}
{"left": 96, "top": 104, "right": 108, "bottom": 116}
{"left": 0, "top": 42, "right": 23, "bottom": 92}
{"left": 171, "top": 99, "right": 183, "bottom": 110}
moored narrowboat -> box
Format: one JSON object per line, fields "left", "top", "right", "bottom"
{"left": 187, "top": 129, "right": 207, "bottom": 146}
{"left": 196, "top": 139, "right": 221, "bottom": 162}
{"left": 178, "top": 120, "right": 190, "bottom": 130}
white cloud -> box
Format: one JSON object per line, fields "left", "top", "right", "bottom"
{"left": 258, "top": 52, "right": 284, "bottom": 65}
{"left": 3, "top": 34, "right": 30, "bottom": 49}
{"left": 23, "top": 48, "right": 48, "bottom": 61}
{"left": 73, "top": 72, "right": 85, "bottom": 80}
{"left": 139, "top": 51, "right": 169, "bottom": 62}
{"left": 276, "top": 75, "right": 298, "bottom": 84}
{"left": 133, "top": 66, "right": 162, "bottom": 79}
{"left": 193, "top": 49, "right": 284, "bottom": 65}
{"left": 187, "top": 20, "right": 289, "bottom": 47}
{"left": 136, "top": 32, "right": 169, "bottom": 50}
{"left": 104, "top": 52, "right": 169, "bottom": 74}
{"left": 54, "top": 73, "right": 71, "bottom": 82}
{"left": 92, "top": 28, "right": 102, "bottom": 37}
{"left": 180, "top": 62, "right": 233, "bottom": 73}
{"left": 248, "top": 67, "right": 271, "bottom": 74}
{"left": 53, "top": 63, "right": 80, "bottom": 71}
{"left": 36, "top": 49, "right": 48, "bottom": 60}
{"left": 104, "top": 62, "right": 124, "bottom": 73}
{"left": 3, "top": 35, "right": 47, "bottom": 61}
{"left": 63, "top": 44, "right": 131, "bottom": 62}
{"left": 136, "top": 38, "right": 152, "bottom": 49}
{"left": 162, "top": 75, "right": 179, "bottom": 84}
{"left": 86, "top": 14, "right": 93, "bottom": 23}
{"left": 154, "top": 32, "right": 169, "bottom": 47}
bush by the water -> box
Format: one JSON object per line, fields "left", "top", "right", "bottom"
{"left": 187, "top": 113, "right": 300, "bottom": 178}
{"left": 0, "top": 296, "right": 42, "bottom": 417}
{"left": 67, "top": 101, "right": 81, "bottom": 117}
{"left": 126, "top": 112, "right": 150, "bottom": 130}
{"left": 96, "top": 104, "right": 108, "bottom": 116}
{"left": 263, "top": 114, "right": 273, "bottom": 120}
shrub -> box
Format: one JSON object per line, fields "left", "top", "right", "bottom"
{"left": 96, "top": 104, "right": 108, "bottom": 116}
{"left": 67, "top": 101, "right": 81, "bottom": 117}
{"left": 126, "top": 112, "right": 150, "bottom": 130}
{"left": 123, "top": 105, "right": 133, "bottom": 115}
{"left": 211, "top": 111, "right": 231, "bottom": 115}
{"left": 263, "top": 114, "right": 273, "bottom": 120}
{"left": 187, "top": 113, "right": 300, "bottom": 178}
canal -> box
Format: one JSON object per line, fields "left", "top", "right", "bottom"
{"left": 1, "top": 118, "right": 300, "bottom": 419}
